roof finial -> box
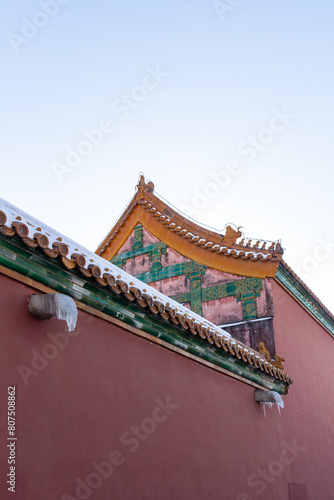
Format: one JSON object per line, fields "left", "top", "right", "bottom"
{"left": 136, "top": 174, "right": 154, "bottom": 194}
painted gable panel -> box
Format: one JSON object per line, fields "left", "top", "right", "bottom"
{"left": 111, "top": 224, "right": 277, "bottom": 356}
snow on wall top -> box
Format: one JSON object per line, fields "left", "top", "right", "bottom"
{"left": 0, "top": 197, "right": 231, "bottom": 336}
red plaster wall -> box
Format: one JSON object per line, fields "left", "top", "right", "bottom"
{"left": 203, "top": 295, "right": 243, "bottom": 324}
{"left": 117, "top": 228, "right": 135, "bottom": 254}
{"left": 0, "top": 272, "right": 333, "bottom": 499}
{"left": 202, "top": 268, "right": 244, "bottom": 287}
{"left": 202, "top": 271, "right": 274, "bottom": 325}
{"left": 271, "top": 279, "right": 334, "bottom": 500}
{"left": 117, "top": 226, "right": 160, "bottom": 254}
{"left": 256, "top": 279, "right": 274, "bottom": 318}
{"left": 147, "top": 275, "right": 188, "bottom": 296}
{"left": 161, "top": 247, "right": 189, "bottom": 267}
{"left": 118, "top": 228, "right": 189, "bottom": 277}
{"left": 123, "top": 254, "right": 152, "bottom": 275}
{"left": 142, "top": 226, "right": 159, "bottom": 246}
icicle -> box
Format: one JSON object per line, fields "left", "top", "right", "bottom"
{"left": 272, "top": 391, "right": 284, "bottom": 415}
{"left": 255, "top": 390, "right": 284, "bottom": 416}
{"left": 261, "top": 402, "right": 266, "bottom": 418}
{"left": 53, "top": 294, "right": 78, "bottom": 331}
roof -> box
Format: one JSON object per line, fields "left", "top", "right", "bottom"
{"left": 96, "top": 175, "right": 284, "bottom": 278}
{"left": 0, "top": 197, "right": 292, "bottom": 392}
{"left": 95, "top": 175, "right": 334, "bottom": 337}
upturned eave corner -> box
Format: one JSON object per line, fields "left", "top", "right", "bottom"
{"left": 95, "top": 174, "right": 284, "bottom": 279}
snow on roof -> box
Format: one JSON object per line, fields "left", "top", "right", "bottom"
{"left": 0, "top": 197, "right": 232, "bottom": 338}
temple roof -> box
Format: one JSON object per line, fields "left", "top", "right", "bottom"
{"left": 0, "top": 196, "right": 292, "bottom": 392}
{"left": 96, "top": 175, "right": 284, "bottom": 279}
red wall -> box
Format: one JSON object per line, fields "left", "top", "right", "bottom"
{"left": 0, "top": 272, "right": 333, "bottom": 500}
{"left": 271, "top": 279, "right": 334, "bottom": 500}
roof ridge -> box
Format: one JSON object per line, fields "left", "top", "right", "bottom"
{"left": 96, "top": 175, "right": 284, "bottom": 266}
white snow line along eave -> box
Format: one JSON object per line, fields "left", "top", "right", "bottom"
{"left": 0, "top": 197, "right": 232, "bottom": 339}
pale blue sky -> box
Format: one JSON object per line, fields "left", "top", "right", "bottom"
{"left": 1, "top": 0, "right": 333, "bottom": 310}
